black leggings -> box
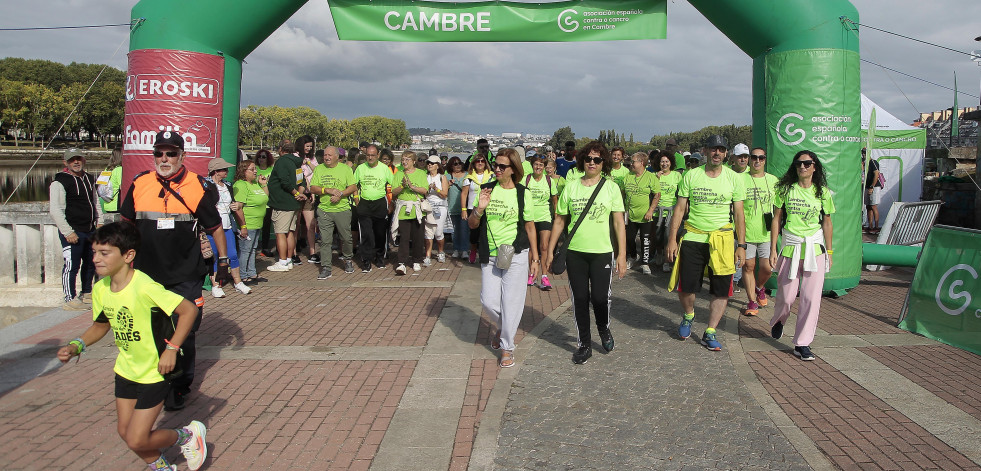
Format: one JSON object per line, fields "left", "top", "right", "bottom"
{"left": 566, "top": 250, "right": 613, "bottom": 348}
{"left": 397, "top": 218, "right": 425, "bottom": 264}
{"left": 357, "top": 198, "right": 388, "bottom": 264}
{"left": 625, "top": 220, "right": 652, "bottom": 264}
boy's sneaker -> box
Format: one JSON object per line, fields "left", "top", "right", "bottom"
{"left": 308, "top": 254, "right": 320, "bottom": 264}
{"left": 395, "top": 264, "right": 407, "bottom": 275}
{"left": 572, "top": 346, "right": 592, "bottom": 364}
{"left": 794, "top": 346, "right": 816, "bottom": 361}
{"left": 412, "top": 263, "right": 422, "bottom": 272}
{"left": 317, "top": 267, "right": 332, "bottom": 280}
{"left": 234, "top": 282, "right": 251, "bottom": 295}
{"left": 541, "top": 275, "right": 552, "bottom": 291}
{"left": 180, "top": 420, "right": 208, "bottom": 471}
{"left": 267, "top": 260, "right": 290, "bottom": 272}
{"left": 344, "top": 260, "right": 355, "bottom": 274}
{"left": 437, "top": 252, "right": 446, "bottom": 263}
{"left": 423, "top": 257, "right": 432, "bottom": 267}
{"left": 756, "top": 287, "right": 768, "bottom": 307}
{"left": 701, "top": 331, "right": 722, "bottom": 351}
{"left": 527, "top": 274, "right": 536, "bottom": 286}
{"left": 641, "top": 265, "right": 652, "bottom": 275}
{"left": 771, "top": 321, "right": 784, "bottom": 339}
{"left": 678, "top": 315, "right": 694, "bottom": 339}
{"left": 599, "top": 329, "right": 615, "bottom": 352}
{"left": 211, "top": 286, "right": 226, "bottom": 298}
{"left": 744, "top": 300, "right": 759, "bottom": 316}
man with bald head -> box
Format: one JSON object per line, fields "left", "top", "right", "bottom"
{"left": 310, "top": 146, "right": 358, "bottom": 279}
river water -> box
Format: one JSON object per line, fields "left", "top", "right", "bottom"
{"left": 0, "top": 160, "right": 110, "bottom": 203}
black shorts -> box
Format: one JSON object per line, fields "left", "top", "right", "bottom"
{"left": 677, "top": 240, "right": 733, "bottom": 297}
{"left": 534, "top": 221, "right": 552, "bottom": 233}
{"left": 115, "top": 374, "right": 171, "bottom": 409}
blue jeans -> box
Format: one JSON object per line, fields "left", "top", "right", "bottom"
{"left": 238, "top": 229, "right": 260, "bottom": 279}
{"left": 450, "top": 214, "right": 469, "bottom": 254}
{"left": 207, "top": 228, "right": 240, "bottom": 272}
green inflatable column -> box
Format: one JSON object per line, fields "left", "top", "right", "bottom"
{"left": 688, "top": 0, "right": 862, "bottom": 294}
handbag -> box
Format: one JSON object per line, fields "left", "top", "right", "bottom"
{"left": 551, "top": 178, "right": 606, "bottom": 275}
{"left": 487, "top": 223, "right": 515, "bottom": 270}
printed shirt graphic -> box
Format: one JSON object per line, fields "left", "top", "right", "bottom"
{"left": 394, "top": 169, "right": 430, "bottom": 220}
{"left": 485, "top": 186, "right": 534, "bottom": 256}
{"left": 355, "top": 162, "right": 394, "bottom": 201}
{"left": 311, "top": 164, "right": 356, "bottom": 212}
{"left": 656, "top": 171, "right": 681, "bottom": 208}
{"left": 623, "top": 171, "right": 660, "bottom": 223}
{"left": 742, "top": 173, "right": 779, "bottom": 243}
{"left": 92, "top": 270, "right": 184, "bottom": 384}
{"left": 232, "top": 179, "right": 269, "bottom": 229}
{"left": 774, "top": 183, "right": 836, "bottom": 257}
{"left": 556, "top": 179, "right": 625, "bottom": 254}
{"left": 677, "top": 166, "right": 746, "bottom": 243}
{"left": 525, "top": 175, "right": 557, "bottom": 223}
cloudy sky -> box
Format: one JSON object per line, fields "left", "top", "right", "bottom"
{"left": 2, "top": 0, "right": 980, "bottom": 141}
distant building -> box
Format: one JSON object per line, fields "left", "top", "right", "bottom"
{"left": 917, "top": 106, "right": 980, "bottom": 149}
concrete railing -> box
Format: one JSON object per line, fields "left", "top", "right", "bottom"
{"left": 0, "top": 202, "right": 64, "bottom": 306}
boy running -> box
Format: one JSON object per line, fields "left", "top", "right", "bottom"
{"left": 56, "top": 222, "right": 208, "bottom": 470}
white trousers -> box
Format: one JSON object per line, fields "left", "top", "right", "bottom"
{"left": 480, "top": 248, "right": 530, "bottom": 351}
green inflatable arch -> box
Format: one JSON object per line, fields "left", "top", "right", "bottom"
{"left": 124, "top": 0, "right": 863, "bottom": 293}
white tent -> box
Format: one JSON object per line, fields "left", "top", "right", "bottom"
{"left": 860, "top": 93, "right": 927, "bottom": 220}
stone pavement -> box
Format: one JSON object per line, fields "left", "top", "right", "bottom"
{"left": 0, "top": 253, "right": 979, "bottom": 470}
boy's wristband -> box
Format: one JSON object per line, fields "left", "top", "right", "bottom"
{"left": 165, "top": 339, "right": 182, "bottom": 353}
{"left": 69, "top": 338, "right": 85, "bottom": 355}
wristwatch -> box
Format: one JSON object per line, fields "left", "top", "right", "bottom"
{"left": 737, "top": 243, "right": 748, "bottom": 249}
{"left": 218, "top": 256, "right": 230, "bottom": 264}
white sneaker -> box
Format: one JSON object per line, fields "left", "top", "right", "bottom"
{"left": 641, "top": 265, "right": 652, "bottom": 275}
{"left": 412, "top": 263, "right": 421, "bottom": 272}
{"left": 423, "top": 257, "right": 432, "bottom": 267}
{"left": 211, "top": 286, "right": 226, "bottom": 298}
{"left": 395, "top": 264, "right": 407, "bottom": 275}
{"left": 437, "top": 252, "right": 446, "bottom": 263}
{"left": 285, "top": 260, "right": 294, "bottom": 270}
{"left": 267, "top": 261, "right": 290, "bottom": 272}
{"left": 234, "top": 282, "right": 251, "bottom": 295}
{"left": 451, "top": 250, "right": 459, "bottom": 258}
{"left": 180, "top": 420, "right": 207, "bottom": 471}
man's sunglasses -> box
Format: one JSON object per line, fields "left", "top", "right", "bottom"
{"left": 584, "top": 157, "right": 604, "bottom": 164}
{"left": 750, "top": 155, "right": 766, "bottom": 161}
{"left": 153, "top": 150, "right": 180, "bottom": 158}
{"left": 795, "top": 160, "right": 815, "bottom": 168}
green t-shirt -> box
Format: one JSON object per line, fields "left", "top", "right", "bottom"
{"left": 774, "top": 183, "right": 836, "bottom": 256}
{"left": 311, "top": 163, "right": 356, "bottom": 213}
{"left": 232, "top": 179, "right": 269, "bottom": 229}
{"left": 623, "top": 171, "right": 660, "bottom": 223}
{"left": 485, "top": 185, "right": 535, "bottom": 256}
{"left": 394, "top": 169, "right": 429, "bottom": 220}
{"left": 565, "top": 167, "right": 583, "bottom": 183}
{"left": 98, "top": 166, "right": 123, "bottom": 213}
{"left": 521, "top": 160, "right": 533, "bottom": 177}
{"left": 656, "top": 171, "right": 682, "bottom": 209}
{"left": 524, "top": 174, "right": 557, "bottom": 223}
{"left": 677, "top": 165, "right": 746, "bottom": 243}
{"left": 608, "top": 166, "right": 630, "bottom": 193}
{"left": 674, "top": 152, "right": 686, "bottom": 172}
{"left": 355, "top": 162, "right": 394, "bottom": 201}
{"left": 742, "top": 172, "right": 779, "bottom": 243}
{"left": 92, "top": 270, "right": 185, "bottom": 384}
{"left": 256, "top": 165, "right": 274, "bottom": 179}
{"left": 553, "top": 175, "right": 567, "bottom": 197}
{"left": 556, "top": 179, "right": 625, "bottom": 254}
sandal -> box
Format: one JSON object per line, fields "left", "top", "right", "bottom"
{"left": 500, "top": 350, "right": 515, "bottom": 368}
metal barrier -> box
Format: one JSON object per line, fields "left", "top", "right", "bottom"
{"left": 865, "top": 200, "right": 941, "bottom": 271}
{"left": 0, "top": 202, "right": 64, "bottom": 306}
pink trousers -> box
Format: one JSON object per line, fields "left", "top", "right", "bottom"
{"left": 769, "top": 254, "right": 826, "bottom": 347}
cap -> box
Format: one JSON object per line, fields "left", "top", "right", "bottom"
{"left": 439, "top": 152, "right": 448, "bottom": 157}
{"left": 526, "top": 149, "right": 537, "bottom": 158}
{"left": 153, "top": 130, "right": 185, "bottom": 150}
{"left": 683, "top": 151, "right": 691, "bottom": 157}
{"left": 704, "top": 134, "right": 727, "bottom": 149}
{"left": 207, "top": 158, "right": 235, "bottom": 172}
{"left": 426, "top": 155, "right": 441, "bottom": 164}
{"left": 733, "top": 143, "right": 750, "bottom": 156}
{"left": 666, "top": 138, "right": 678, "bottom": 146}
{"left": 63, "top": 148, "right": 85, "bottom": 161}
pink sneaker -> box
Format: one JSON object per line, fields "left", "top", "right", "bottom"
{"left": 527, "top": 274, "right": 535, "bottom": 286}
{"left": 541, "top": 275, "right": 552, "bottom": 291}
{"left": 756, "top": 287, "right": 768, "bottom": 307}
{"left": 744, "top": 300, "right": 759, "bottom": 316}
{"left": 468, "top": 249, "right": 477, "bottom": 264}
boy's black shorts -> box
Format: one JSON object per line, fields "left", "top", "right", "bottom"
{"left": 677, "top": 240, "right": 734, "bottom": 297}
{"left": 115, "top": 374, "right": 171, "bottom": 409}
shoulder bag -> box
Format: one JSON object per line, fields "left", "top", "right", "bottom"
{"left": 551, "top": 178, "right": 606, "bottom": 275}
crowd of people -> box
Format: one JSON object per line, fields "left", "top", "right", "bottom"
{"left": 51, "top": 131, "right": 837, "bottom": 470}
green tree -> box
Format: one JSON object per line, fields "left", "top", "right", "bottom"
{"left": 546, "top": 126, "right": 575, "bottom": 149}
{"left": 0, "top": 78, "right": 28, "bottom": 147}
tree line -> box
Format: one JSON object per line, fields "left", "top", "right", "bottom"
{"left": 546, "top": 124, "right": 753, "bottom": 156}
{"left": 238, "top": 105, "right": 411, "bottom": 150}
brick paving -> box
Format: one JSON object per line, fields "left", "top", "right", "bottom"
{"left": 450, "top": 359, "right": 500, "bottom": 471}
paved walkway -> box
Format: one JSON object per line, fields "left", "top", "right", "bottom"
{"left": 0, "top": 253, "right": 979, "bottom": 470}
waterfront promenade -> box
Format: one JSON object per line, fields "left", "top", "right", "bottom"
{"left": 1, "top": 255, "right": 979, "bottom": 470}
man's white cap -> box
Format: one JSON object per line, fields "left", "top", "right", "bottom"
{"left": 733, "top": 143, "right": 750, "bottom": 156}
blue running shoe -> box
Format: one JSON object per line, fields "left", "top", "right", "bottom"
{"left": 678, "top": 315, "right": 694, "bottom": 339}
{"left": 701, "top": 331, "right": 722, "bottom": 351}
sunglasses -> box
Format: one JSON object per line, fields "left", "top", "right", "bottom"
{"left": 153, "top": 150, "right": 180, "bottom": 158}
{"left": 795, "top": 160, "right": 815, "bottom": 168}
{"left": 474, "top": 159, "right": 487, "bottom": 164}
{"left": 494, "top": 163, "right": 510, "bottom": 171}
{"left": 427, "top": 161, "right": 438, "bottom": 165}
{"left": 584, "top": 157, "right": 604, "bottom": 164}
{"left": 750, "top": 155, "right": 767, "bottom": 161}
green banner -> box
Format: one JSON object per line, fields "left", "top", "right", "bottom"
{"left": 329, "top": 0, "right": 666, "bottom": 42}
{"left": 863, "top": 129, "right": 926, "bottom": 150}
{"left": 900, "top": 225, "right": 981, "bottom": 355}
{"left": 764, "top": 48, "right": 862, "bottom": 293}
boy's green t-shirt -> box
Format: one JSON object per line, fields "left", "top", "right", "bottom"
{"left": 656, "top": 171, "right": 682, "bottom": 208}
{"left": 92, "top": 270, "right": 185, "bottom": 384}
{"left": 355, "top": 162, "right": 394, "bottom": 201}
{"left": 232, "top": 179, "right": 269, "bottom": 229}
{"left": 524, "top": 174, "right": 557, "bottom": 223}
{"left": 742, "top": 172, "right": 779, "bottom": 243}
{"left": 774, "top": 183, "right": 836, "bottom": 256}
{"left": 311, "top": 163, "right": 356, "bottom": 213}
{"left": 677, "top": 165, "right": 746, "bottom": 243}
{"left": 394, "top": 169, "right": 429, "bottom": 220}
{"left": 556, "top": 179, "right": 625, "bottom": 254}
{"left": 484, "top": 185, "right": 535, "bottom": 256}
{"left": 623, "top": 171, "right": 660, "bottom": 223}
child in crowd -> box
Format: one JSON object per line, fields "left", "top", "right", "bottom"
{"left": 56, "top": 222, "right": 209, "bottom": 471}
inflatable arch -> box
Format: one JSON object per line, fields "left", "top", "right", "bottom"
{"left": 123, "top": 0, "right": 863, "bottom": 293}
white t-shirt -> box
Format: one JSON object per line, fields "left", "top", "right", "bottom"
{"left": 426, "top": 173, "right": 447, "bottom": 207}
{"left": 216, "top": 182, "right": 232, "bottom": 229}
